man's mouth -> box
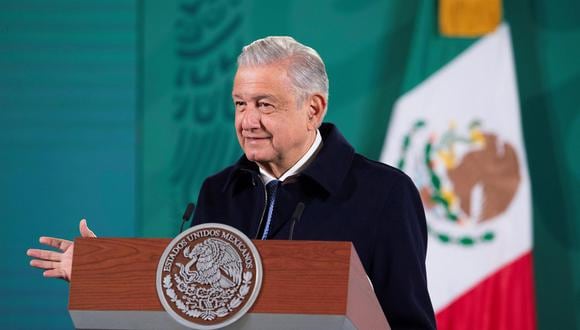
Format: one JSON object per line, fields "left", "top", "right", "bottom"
{"left": 245, "top": 136, "right": 270, "bottom": 144}
{"left": 244, "top": 135, "right": 270, "bottom": 140}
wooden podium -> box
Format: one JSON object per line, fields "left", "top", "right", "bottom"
{"left": 69, "top": 238, "right": 390, "bottom": 330}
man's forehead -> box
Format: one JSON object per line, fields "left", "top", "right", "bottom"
{"left": 232, "top": 65, "right": 292, "bottom": 98}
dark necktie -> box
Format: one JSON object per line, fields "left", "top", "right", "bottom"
{"left": 261, "top": 180, "right": 281, "bottom": 239}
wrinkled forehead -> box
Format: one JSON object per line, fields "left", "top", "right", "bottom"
{"left": 232, "top": 64, "right": 295, "bottom": 97}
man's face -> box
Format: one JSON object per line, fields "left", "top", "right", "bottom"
{"left": 232, "top": 62, "right": 316, "bottom": 177}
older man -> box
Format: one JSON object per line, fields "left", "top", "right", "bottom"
{"left": 28, "top": 36, "right": 436, "bottom": 329}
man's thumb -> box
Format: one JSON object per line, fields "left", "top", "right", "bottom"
{"left": 79, "top": 219, "right": 97, "bottom": 238}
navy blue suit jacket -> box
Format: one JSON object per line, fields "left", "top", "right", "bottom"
{"left": 193, "top": 123, "right": 436, "bottom": 329}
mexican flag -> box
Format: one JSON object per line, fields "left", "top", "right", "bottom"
{"left": 379, "top": 22, "right": 536, "bottom": 330}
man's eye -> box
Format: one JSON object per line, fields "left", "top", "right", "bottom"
{"left": 257, "top": 102, "right": 272, "bottom": 108}
{"left": 234, "top": 101, "right": 246, "bottom": 108}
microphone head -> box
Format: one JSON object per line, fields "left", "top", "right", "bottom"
{"left": 292, "top": 202, "right": 305, "bottom": 221}
{"left": 182, "top": 202, "right": 195, "bottom": 221}
{"left": 288, "top": 202, "right": 305, "bottom": 240}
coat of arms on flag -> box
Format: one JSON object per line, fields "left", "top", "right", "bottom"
{"left": 396, "top": 118, "right": 521, "bottom": 247}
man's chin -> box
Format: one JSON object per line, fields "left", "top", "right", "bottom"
{"left": 244, "top": 151, "right": 260, "bottom": 162}
{"left": 244, "top": 151, "right": 271, "bottom": 163}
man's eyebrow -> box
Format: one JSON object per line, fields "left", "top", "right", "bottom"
{"left": 232, "top": 93, "right": 278, "bottom": 101}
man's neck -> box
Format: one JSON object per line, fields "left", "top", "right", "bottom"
{"left": 258, "top": 130, "right": 322, "bottom": 182}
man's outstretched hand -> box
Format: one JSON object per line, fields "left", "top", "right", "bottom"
{"left": 27, "top": 219, "right": 96, "bottom": 282}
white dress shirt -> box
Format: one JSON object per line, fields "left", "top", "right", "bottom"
{"left": 259, "top": 129, "right": 322, "bottom": 184}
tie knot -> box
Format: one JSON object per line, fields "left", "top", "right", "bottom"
{"left": 266, "top": 180, "right": 280, "bottom": 195}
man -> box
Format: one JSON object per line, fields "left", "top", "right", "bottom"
{"left": 28, "top": 36, "right": 436, "bottom": 329}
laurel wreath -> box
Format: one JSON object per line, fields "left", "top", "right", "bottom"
{"left": 428, "top": 226, "right": 495, "bottom": 246}
{"left": 164, "top": 271, "right": 253, "bottom": 321}
{"left": 397, "top": 119, "right": 425, "bottom": 170}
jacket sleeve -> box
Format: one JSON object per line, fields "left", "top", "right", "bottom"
{"left": 371, "top": 174, "right": 436, "bottom": 329}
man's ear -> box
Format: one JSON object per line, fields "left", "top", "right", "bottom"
{"left": 307, "top": 93, "right": 327, "bottom": 130}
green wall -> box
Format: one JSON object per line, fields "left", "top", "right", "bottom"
{"left": 0, "top": 1, "right": 138, "bottom": 328}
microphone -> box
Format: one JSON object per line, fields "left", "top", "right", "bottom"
{"left": 288, "top": 202, "right": 305, "bottom": 240}
{"left": 179, "top": 202, "right": 195, "bottom": 233}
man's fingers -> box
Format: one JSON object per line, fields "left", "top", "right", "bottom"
{"left": 29, "top": 259, "right": 58, "bottom": 270}
{"left": 27, "top": 249, "right": 62, "bottom": 262}
{"left": 43, "top": 269, "right": 65, "bottom": 278}
{"left": 79, "top": 219, "right": 97, "bottom": 238}
{"left": 39, "top": 236, "right": 73, "bottom": 251}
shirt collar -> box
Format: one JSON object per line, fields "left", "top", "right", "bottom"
{"left": 259, "top": 129, "right": 322, "bottom": 184}
{"left": 223, "top": 123, "right": 355, "bottom": 195}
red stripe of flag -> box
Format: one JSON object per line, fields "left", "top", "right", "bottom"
{"left": 436, "top": 252, "right": 536, "bottom": 330}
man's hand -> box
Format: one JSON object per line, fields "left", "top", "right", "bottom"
{"left": 27, "top": 219, "right": 96, "bottom": 282}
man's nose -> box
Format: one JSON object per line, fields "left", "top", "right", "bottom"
{"left": 241, "top": 105, "right": 261, "bottom": 130}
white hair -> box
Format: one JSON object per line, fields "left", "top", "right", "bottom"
{"left": 237, "top": 36, "right": 329, "bottom": 105}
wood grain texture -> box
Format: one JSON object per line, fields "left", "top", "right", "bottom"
{"left": 69, "top": 238, "right": 384, "bottom": 324}
{"left": 252, "top": 240, "right": 350, "bottom": 314}
{"left": 69, "top": 238, "right": 167, "bottom": 311}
